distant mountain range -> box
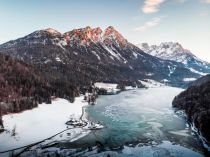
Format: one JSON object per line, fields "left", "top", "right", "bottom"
{"left": 0, "top": 26, "right": 205, "bottom": 88}
{"left": 138, "top": 42, "right": 210, "bottom": 76}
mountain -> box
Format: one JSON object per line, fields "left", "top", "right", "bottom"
{"left": 138, "top": 42, "right": 210, "bottom": 76}
{"left": 172, "top": 75, "right": 210, "bottom": 144}
{"left": 0, "top": 26, "right": 202, "bottom": 87}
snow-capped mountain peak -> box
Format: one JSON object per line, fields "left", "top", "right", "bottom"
{"left": 138, "top": 42, "right": 210, "bottom": 75}
{"left": 45, "top": 28, "right": 61, "bottom": 35}
{"left": 62, "top": 26, "right": 128, "bottom": 48}
{"left": 0, "top": 26, "right": 130, "bottom": 50}
{"left": 103, "top": 26, "right": 128, "bottom": 47}
{"left": 31, "top": 28, "right": 62, "bottom": 38}
{"left": 64, "top": 26, "right": 104, "bottom": 45}
{"left": 139, "top": 42, "right": 193, "bottom": 57}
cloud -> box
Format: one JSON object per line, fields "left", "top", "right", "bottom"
{"left": 142, "top": 0, "right": 166, "bottom": 14}
{"left": 203, "top": 0, "right": 210, "bottom": 3}
{"left": 141, "top": 0, "right": 189, "bottom": 14}
{"left": 134, "top": 17, "right": 162, "bottom": 32}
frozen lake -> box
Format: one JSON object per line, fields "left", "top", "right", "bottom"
{"left": 71, "top": 87, "right": 207, "bottom": 157}
{"left": 0, "top": 87, "right": 208, "bottom": 157}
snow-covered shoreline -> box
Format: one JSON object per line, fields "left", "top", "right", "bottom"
{"left": 139, "top": 79, "right": 165, "bottom": 88}
{"left": 0, "top": 96, "right": 90, "bottom": 153}
{"left": 0, "top": 82, "right": 137, "bottom": 154}
{"left": 175, "top": 110, "right": 210, "bottom": 152}
{"left": 94, "top": 82, "right": 121, "bottom": 94}
{"left": 0, "top": 80, "right": 172, "bottom": 156}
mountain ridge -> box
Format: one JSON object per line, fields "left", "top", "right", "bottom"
{"left": 0, "top": 26, "right": 205, "bottom": 88}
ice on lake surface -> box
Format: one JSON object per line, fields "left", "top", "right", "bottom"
{"left": 0, "top": 87, "right": 208, "bottom": 157}
{"left": 72, "top": 87, "right": 206, "bottom": 157}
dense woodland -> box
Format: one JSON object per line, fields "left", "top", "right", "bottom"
{"left": 173, "top": 80, "right": 210, "bottom": 144}
{"left": 0, "top": 54, "right": 82, "bottom": 128}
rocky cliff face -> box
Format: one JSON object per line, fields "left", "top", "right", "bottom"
{"left": 0, "top": 26, "right": 201, "bottom": 88}
{"left": 172, "top": 78, "right": 210, "bottom": 144}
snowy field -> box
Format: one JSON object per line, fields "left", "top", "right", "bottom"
{"left": 139, "top": 79, "right": 165, "bottom": 88}
{"left": 0, "top": 96, "right": 88, "bottom": 152}
{"left": 94, "top": 82, "right": 136, "bottom": 92}
{"left": 94, "top": 82, "right": 121, "bottom": 94}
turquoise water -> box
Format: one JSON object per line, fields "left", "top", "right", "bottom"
{"left": 72, "top": 87, "right": 207, "bottom": 157}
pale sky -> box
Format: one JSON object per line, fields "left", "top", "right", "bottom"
{"left": 0, "top": 0, "right": 210, "bottom": 61}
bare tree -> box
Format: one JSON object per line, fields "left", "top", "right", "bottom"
{"left": 11, "top": 124, "right": 16, "bottom": 136}
{"left": 0, "top": 104, "right": 3, "bottom": 129}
